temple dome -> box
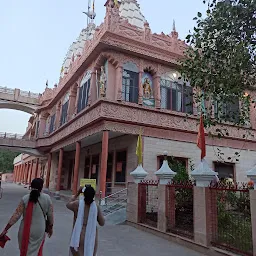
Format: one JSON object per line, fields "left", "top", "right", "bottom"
{"left": 119, "top": 0, "right": 146, "bottom": 30}
{"left": 60, "top": 0, "right": 146, "bottom": 78}
{"left": 60, "top": 23, "right": 96, "bottom": 77}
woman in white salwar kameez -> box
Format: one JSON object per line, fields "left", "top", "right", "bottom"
{"left": 67, "top": 186, "right": 105, "bottom": 256}
{"left": 0, "top": 178, "right": 54, "bottom": 256}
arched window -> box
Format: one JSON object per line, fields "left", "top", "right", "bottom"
{"left": 77, "top": 71, "right": 91, "bottom": 113}
{"left": 60, "top": 92, "right": 70, "bottom": 126}
{"left": 49, "top": 106, "right": 56, "bottom": 134}
{"left": 122, "top": 62, "right": 139, "bottom": 103}
{"left": 45, "top": 115, "right": 51, "bottom": 134}
{"left": 160, "top": 72, "right": 193, "bottom": 114}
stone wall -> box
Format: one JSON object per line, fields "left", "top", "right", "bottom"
{"left": 143, "top": 136, "right": 256, "bottom": 182}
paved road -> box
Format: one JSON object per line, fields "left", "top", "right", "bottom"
{"left": 0, "top": 183, "right": 205, "bottom": 256}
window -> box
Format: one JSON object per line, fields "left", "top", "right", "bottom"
{"left": 115, "top": 151, "right": 127, "bottom": 183}
{"left": 49, "top": 114, "right": 55, "bottom": 134}
{"left": 214, "top": 162, "right": 234, "bottom": 180}
{"left": 214, "top": 97, "right": 240, "bottom": 123}
{"left": 158, "top": 156, "right": 187, "bottom": 170}
{"left": 60, "top": 93, "right": 69, "bottom": 126}
{"left": 77, "top": 71, "right": 91, "bottom": 113}
{"left": 122, "top": 62, "right": 139, "bottom": 104}
{"left": 122, "top": 70, "right": 139, "bottom": 103}
{"left": 161, "top": 79, "right": 193, "bottom": 114}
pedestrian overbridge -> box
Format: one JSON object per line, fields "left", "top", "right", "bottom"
{"left": 0, "top": 86, "right": 40, "bottom": 114}
{"left": 0, "top": 133, "right": 42, "bottom": 156}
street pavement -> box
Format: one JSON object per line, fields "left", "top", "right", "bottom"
{"left": 0, "top": 183, "right": 205, "bottom": 256}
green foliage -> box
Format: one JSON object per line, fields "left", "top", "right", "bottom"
{"left": 167, "top": 157, "right": 190, "bottom": 182}
{"left": 216, "top": 190, "right": 252, "bottom": 253}
{"left": 181, "top": 0, "right": 256, "bottom": 128}
{"left": 0, "top": 150, "right": 19, "bottom": 173}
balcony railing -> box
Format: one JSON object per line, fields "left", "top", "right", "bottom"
{"left": 0, "top": 132, "right": 34, "bottom": 141}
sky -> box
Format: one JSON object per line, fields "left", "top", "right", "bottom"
{"left": 0, "top": 0, "right": 206, "bottom": 134}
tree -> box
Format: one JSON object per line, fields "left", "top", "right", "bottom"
{"left": 0, "top": 150, "right": 19, "bottom": 173}
{"left": 181, "top": 0, "right": 256, "bottom": 128}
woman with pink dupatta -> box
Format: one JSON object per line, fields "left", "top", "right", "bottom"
{"left": 0, "top": 178, "right": 54, "bottom": 255}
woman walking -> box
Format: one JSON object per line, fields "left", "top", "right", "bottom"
{"left": 67, "top": 185, "right": 105, "bottom": 256}
{"left": 0, "top": 178, "right": 54, "bottom": 255}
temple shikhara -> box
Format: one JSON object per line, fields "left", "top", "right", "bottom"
{"left": 8, "top": 0, "right": 256, "bottom": 198}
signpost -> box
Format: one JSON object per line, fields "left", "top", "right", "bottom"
{"left": 80, "top": 179, "right": 96, "bottom": 191}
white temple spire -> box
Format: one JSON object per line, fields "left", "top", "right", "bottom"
{"left": 173, "top": 19, "right": 176, "bottom": 32}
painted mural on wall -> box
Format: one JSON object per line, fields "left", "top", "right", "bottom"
{"left": 142, "top": 73, "right": 155, "bottom": 107}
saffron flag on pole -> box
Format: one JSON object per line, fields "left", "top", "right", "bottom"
{"left": 136, "top": 129, "right": 143, "bottom": 165}
{"left": 197, "top": 115, "right": 206, "bottom": 160}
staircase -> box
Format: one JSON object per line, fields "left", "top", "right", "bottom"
{"left": 100, "top": 188, "right": 127, "bottom": 225}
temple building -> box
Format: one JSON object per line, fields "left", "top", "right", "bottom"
{"left": 12, "top": 0, "right": 256, "bottom": 198}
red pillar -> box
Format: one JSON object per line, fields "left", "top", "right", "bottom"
{"left": 72, "top": 142, "right": 81, "bottom": 195}
{"left": 28, "top": 160, "right": 33, "bottom": 184}
{"left": 45, "top": 154, "right": 52, "bottom": 189}
{"left": 24, "top": 163, "right": 29, "bottom": 184}
{"left": 13, "top": 166, "right": 16, "bottom": 182}
{"left": 56, "top": 149, "right": 64, "bottom": 192}
{"left": 24, "top": 163, "right": 27, "bottom": 184}
{"left": 19, "top": 164, "right": 23, "bottom": 183}
{"left": 17, "top": 165, "right": 21, "bottom": 183}
{"left": 35, "top": 158, "right": 39, "bottom": 178}
{"left": 100, "top": 131, "right": 109, "bottom": 199}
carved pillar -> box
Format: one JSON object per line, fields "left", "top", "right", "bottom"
{"left": 90, "top": 70, "right": 97, "bottom": 104}
{"left": 154, "top": 75, "right": 161, "bottom": 108}
{"left": 39, "top": 116, "right": 47, "bottom": 137}
{"left": 138, "top": 71, "right": 143, "bottom": 105}
{"left": 55, "top": 103, "right": 61, "bottom": 129}
{"left": 68, "top": 90, "right": 76, "bottom": 121}
{"left": 72, "top": 142, "right": 81, "bottom": 195}
{"left": 74, "top": 85, "right": 80, "bottom": 114}
{"left": 100, "top": 131, "right": 109, "bottom": 200}
{"left": 45, "top": 153, "right": 52, "bottom": 190}
{"left": 116, "top": 66, "right": 123, "bottom": 101}
{"left": 56, "top": 149, "right": 64, "bottom": 194}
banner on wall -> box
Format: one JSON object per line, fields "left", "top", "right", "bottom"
{"left": 141, "top": 73, "right": 155, "bottom": 107}
{"left": 92, "top": 165, "right": 96, "bottom": 174}
{"left": 80, "top": 179, "right": 97, "bottom": 191}
{"left": 116, "top": 162, "right": 123, "bottom": 173}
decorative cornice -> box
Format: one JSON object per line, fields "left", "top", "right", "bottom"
{"left": 33, "top": 100, "right": 256, "bottom": 151}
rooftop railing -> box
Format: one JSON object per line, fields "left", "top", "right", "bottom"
{"left": 0, "top": 132, "right": 34, "bottom": 141}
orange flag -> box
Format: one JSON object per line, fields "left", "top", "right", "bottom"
{"left": 197, "top": 115, "right": 206, "bottom": 160}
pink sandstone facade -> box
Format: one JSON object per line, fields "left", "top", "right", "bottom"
{"left": 12, "top": 0, "right": 256, "bottom": 197}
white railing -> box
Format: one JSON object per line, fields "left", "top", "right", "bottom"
{"left": 0, "top": 86, "right": 14, "bottom": 95}
{"left": 99, "top": 188, "right": 128, "bottom": 217}
{"left": 0, "top": 86, "right": 40, "bottom": 99}
{"left": 20, "top": 90, "right": 40, "bottom": 99}
{"left": 0, "top": 132, "right": 33, "bottom": 141}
